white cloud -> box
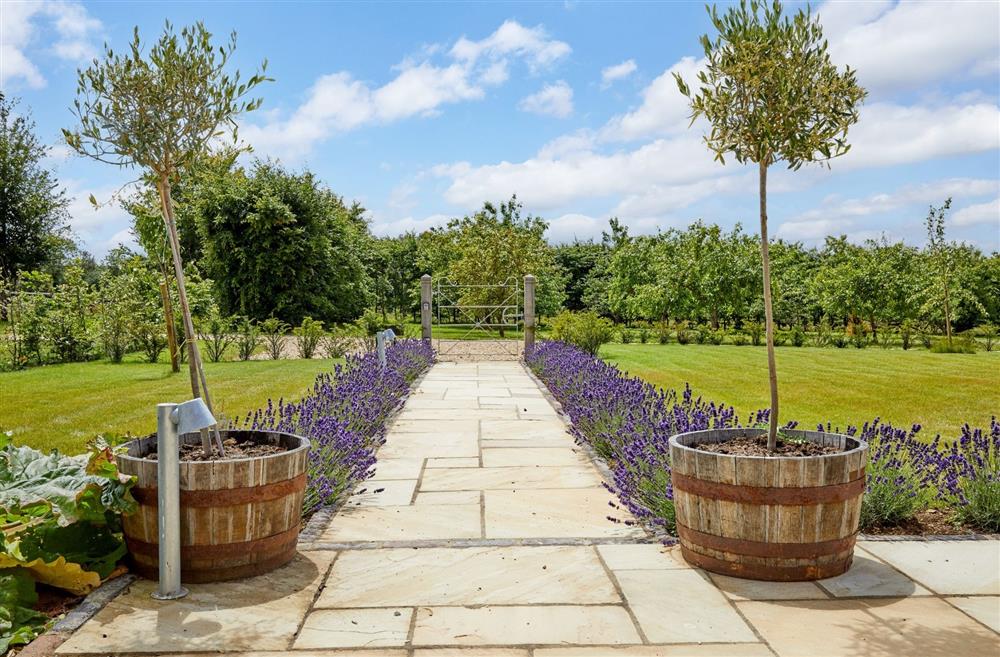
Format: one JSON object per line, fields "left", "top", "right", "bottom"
{"left": 599, "top": 56, "right": 704, "bottom": 141}
{"left": 450, "top": 20, "right": 570, "bottom": 71}
{"left": 778, "top": 178, "right": 999, "bottom": 241}
{"left": 370, "top": 213, "right": 451, "bottom": 237}
{"left": 518, "top": 81, "right": 574, "bottom": 118}
{"left": 0, "top": 1, "right": 102, "bottom": 89}
{"left": 842, "top": 102, "right": 1000, "bottom": 170}
{"left": 820, "top": 0, "right": 1000, "bottom": 94}
{"left": 601, "top": 59, "right": 637, "bottom": 87}
{"left": 245, "top": 20, "right": 569, "bottom": 159}
{"left": 953, "top": 198, "right": 1000, "bottom": 227}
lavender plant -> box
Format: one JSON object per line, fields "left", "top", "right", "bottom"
{"left": 243, "top": 339, "right": 433, "bottom": 515}
{"left": 528, "top": 340, "right": 999, "bottom": 535}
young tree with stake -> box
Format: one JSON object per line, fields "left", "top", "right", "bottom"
{"left": 64, "top": 22, "right": 269, "bottom": 455}
{"left": 675, "top": 0, "right": 866, "bottom": 450}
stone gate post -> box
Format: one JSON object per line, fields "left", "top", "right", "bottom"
{"left": 420, "top": 274, "right": 432, "bottom": 341}
{"left": 523, "top": 274, "right": 536, "bottom": 354}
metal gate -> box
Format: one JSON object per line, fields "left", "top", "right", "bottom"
{"left": 433, "top": 277, "right": 523, "bottom": 358}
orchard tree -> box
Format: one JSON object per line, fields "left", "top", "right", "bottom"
{"left": 63, "top": 22, "right": 269, "bottom": 455}
{"left": 0, "top": 94, "right": 72, "bottom": 282}
{"left": 922, "top": 199, "right": 985, "bottom": 345}
{"left": 675, "top": 0, "right": 866, "bottom": 449}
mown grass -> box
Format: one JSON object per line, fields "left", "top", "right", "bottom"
{"left": 601, "top": 343, "right": 1000, "bottom": 439}
{"left": 0, "top": 356, "right": 339, "bottom": 454}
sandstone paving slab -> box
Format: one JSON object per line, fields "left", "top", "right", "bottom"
{"left": 817, "top": 551, "right": 931, "bottom": 597}
{"left": 708, "top": 573, "right": 827, "bottom": 600}
{"left": 371, "top": 458, "right": 423, "bottom": 481}
{"left": 859, "top": 539, "right": 1000, "bottom": 595}
{"left": 481, "top": 447, "right": 587, "bottom": 467}
{"left": 379, "top": 435, "right": 479, "bottom": 459}
{"left": 320, "top": 504, "right": 481, "bottom": 542}
{"left": 317, "top": 546, "right": 620, "bottom": 607}
{"left": 414, "top": 649, "right": 529, "bottom": 656}
{"left": 534, "top": 645, "right": 773, "bottom": 656}
{"left": 485, "top": 488, "right": 644, "bottom": 539}
{"left": 403, "top": 398, "right": 482, "bottom": 409}
{"left": 347, "top": 479, "right": 417, "bottom": 507}
{"left": 444, "top": 387, "right": 512, "bottom": 399}
{"left": 481, "top": 419, "right": 569, "bottom": 441}
{"left": 426, "top": 457, "right": 480, "bottom": 468}
{"left": 411, "top": 605, "right": 641, "bottom": 646}
{"left": 597, "top": 544, "right": 690, "bottom": 571}
{"left": 55, "top": 552, "right": 334, "bottom": 654}
{"left": 156, "top": 652, "right": 408, "bottom": 657}
{"left": 738, "top": 597, "right": 1000, "bottom": 657}
{"left": 294, "top": 608, "right": 412, "bottom": 649}
{"left": 614, "top": 569, "right": 757, "bottom": 643}
{"left": 946, "top": 596, "right": 1000, "bottom": 633}
{"left": 392, "top": 419, "right": 480, "bottom": 434}
{"left": 421, "top": 465, "right": 601, "bottom": 491}
{"left": 399, "top": 408, "right": 518, "bottom": 421}
{"left": 414, "top": 491, "right": 481, "bottom": 505}
{"left": 482, "top": 438, "right": 572, "bottom": 449}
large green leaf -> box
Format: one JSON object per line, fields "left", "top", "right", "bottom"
{"left": 0, "top": 440, "right": 136, "bottom": 527}
{"left": 0, "top": 569, "right": 48, "bottom": 653}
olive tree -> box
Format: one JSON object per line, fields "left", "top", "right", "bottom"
{"left": 63, "top": 22, "right": 269, "bottom": 454}
{"left": 675, "top": 0, "right": 865, "bottom": 449}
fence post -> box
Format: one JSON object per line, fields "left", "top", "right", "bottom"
{"left": 523, "top": 274, "right": 536, "bottom": 354}
{"left": 420, "top": 274, "right": 432, "bottom": 341}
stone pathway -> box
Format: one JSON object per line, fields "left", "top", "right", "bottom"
{"left": 54, "top": 362, "right": 1000, "bottom": 656}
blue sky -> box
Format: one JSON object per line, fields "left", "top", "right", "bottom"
{"left": 2, "top": 0, "right": 998, "bottom": 256}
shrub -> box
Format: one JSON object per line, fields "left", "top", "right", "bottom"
{"left": 812, "top": 317, "right": 832, "bottom": 347}
{"left": 638, "top": 326, "right": 650, "bottom": 344}
{"left": 930, "top": 339, "right": 976, "bottom": 354}
{"left": 293, "top": 317, "right": 325, "bottom": 359}
{"left": 260, "top": 317, "right": 289, "bottom": 360}
{"left": 850, "top": 321, "right": 868, "bottom": 349}
{"left": 620, "top": 328, "right": 633, "bottom": 344}
{"left": 245, "top": 340, "right": 434, "bottom": 514}
{"left": 321, "top": 327, "right": 355, "bottom": 359}
{"left": 745, "top": 321, "right": 763, "bottom": 346}
{"left": 900, "top": 319, "right": 914, "bottom": 350}
{"left": 235, "top": 317, "right": 261, "bottom": 361}
{"left": 790, "top": 325, "right": 806, "bottom": 347}
{"left": 833, "top": 334, "right": 849, "bottom": 348}
{"left": 549, "top": 310, "right": 614, "bottom": 356}
{"left": 773, "top": 331, "right": 788, "bottom": 347}
{"left": 694, "top": 325, "right": 711, "bottom": 344}
{"left": 656, "top": 324, "right": 670, "bottom": 344}
{"left": 675, "top": 321, "right": 691, "bottom": 345}
{"left": 731, "top": 332, "right": 748, "bottom": 346}
{"left": 198, "top": 313, "right": 235, "bottom": 363}
{"left": 979, "top": 324, "right": 997, "bottom": 352}
{"left": 707, "top": 329, "right": 724, "bottom": 345}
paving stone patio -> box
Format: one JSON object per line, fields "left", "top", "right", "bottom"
{"left": 55, "top": 361, "right": 1000, "bottom": 657}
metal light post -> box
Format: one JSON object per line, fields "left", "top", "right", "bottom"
{"left": 151, "top": 398, "right": 216, "bottom": 601}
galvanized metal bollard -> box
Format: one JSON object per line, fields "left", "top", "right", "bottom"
{"left": 151, "top": 398, "right": 215, "bottom": 601}
{"left": 376, "top": 328, "right": 397, "bottom": 369}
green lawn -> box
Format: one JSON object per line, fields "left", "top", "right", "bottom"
{"left": 601, "top": 343, "right": 1000, "bottom": 439}
{"left": 0, "top": 358, "right": 339, "bottom": 454}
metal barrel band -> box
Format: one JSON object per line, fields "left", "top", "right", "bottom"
{"left": 671, "top": 470, "right": 865, "bottom": 506}
{"left": 130, "top": 544, "right": 299, "bottom": 584}
{"left": 126, "top": 523, "right": 301, "bottom": 560}
{"left": 132, "top": 472, "right": 306, "bottom": 507}
{"left": 680, "top": 545, "right": 854, "bottom": 582}
{"left": 676, "top": 523, "right": 859, "bottom": 559}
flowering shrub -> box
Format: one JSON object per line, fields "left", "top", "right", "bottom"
{"left": 527, "top": 340, "right": 999, "bottom": 534}
{"left": 244, "top": 339, "right": 433, "bottom": 514}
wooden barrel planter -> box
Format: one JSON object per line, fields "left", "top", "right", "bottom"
{"left": 116, "top": 429, "right": 310, "bottom": 583}
{"left": 669, "top": 428, "right": 867, "bottom": 581}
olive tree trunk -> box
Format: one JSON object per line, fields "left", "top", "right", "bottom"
{"left": 157, "top": 176, "right": 224, "bottom": 456}
{"left": 759, "top": 160, "right": 780, "bottom": 450}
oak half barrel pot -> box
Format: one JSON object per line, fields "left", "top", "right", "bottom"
{"left": 116, "top": 429, "right": 310, "bottom": 583}
{"left": 669, "top": 428, "right": 868, "bottom": 581}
